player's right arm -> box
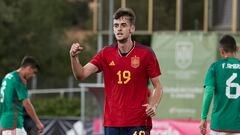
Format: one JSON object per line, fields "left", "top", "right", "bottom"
{"left": 69, "top": 43, "right": 98, "bottom": 80}
{"left": 22, "top": 99, "right": 44, "bottom": 133}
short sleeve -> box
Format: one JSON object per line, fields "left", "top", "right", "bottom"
{"left": 146, "top": 49, "right": 161, "bottom": 78}
{"left": 204, "top": 63, "right": 216, "bottom": 87}
{"left": 14, "top": 80, "right": 28, "bottom": 100}
{"left": 90, "top": 49, "right": 104, "bottom": 72}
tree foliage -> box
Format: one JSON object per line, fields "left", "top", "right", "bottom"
{"left": 32, "top": 96, "right": 99, "bottom": 118}
{"left": 0, "top": 0, "right": 91, "bottom": 88}
{"left": 32, "top": 97, "right": 81, "bottom": 117}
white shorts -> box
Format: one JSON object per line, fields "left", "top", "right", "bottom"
{"left": 2, "top": 128, "right": 27, "bottom": 135}
{"left": 210, "top": 130, "right": 240, "bottom": 135}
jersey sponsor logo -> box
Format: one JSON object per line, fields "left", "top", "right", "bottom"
{"left": 131, "top": 56, "right": 140, "bottom": 68}
{"left": 109, "top": 61, "right": 115, "bottom": 66}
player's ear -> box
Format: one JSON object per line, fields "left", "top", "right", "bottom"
{"left": 219, "top": 48, "right": 225, "bottom": 57}
{"left": 130, "top": 25, "right": 135, "bottom": 33}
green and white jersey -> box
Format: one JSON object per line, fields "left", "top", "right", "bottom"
{"left": 204, "top": 57, "right": 240, "bottom": 131}
{"left": 0, "top": 71, "right": 28, "bottom": 128}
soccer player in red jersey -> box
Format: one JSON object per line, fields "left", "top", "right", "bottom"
{"left": 70, "top": 7, "right": 163, "bottom": 135}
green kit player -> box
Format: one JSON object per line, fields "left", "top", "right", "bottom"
{"left": 0, "top": 56, "right": 44, "bottom": 135}
{"left": 200, "top": 35, "right": 240, "bottom": 135}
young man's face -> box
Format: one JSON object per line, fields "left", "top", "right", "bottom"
{"left": 25, "top": 66, "right": 38, "bottom": 80}
{"left": 113, "top": 16, "right": 135, "bottom": 43}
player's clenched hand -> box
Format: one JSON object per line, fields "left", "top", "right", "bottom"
{"left": 36, "top": 122, "right": 44, "bottom": 133}
{"left": 70, "top": 43, "right": 84, "bottom": 57}
{"left": 199, "top": 120, "right": 207, "bottom": 135}
{"left": 142, "top": 104, "right": 157, "bottom": 117}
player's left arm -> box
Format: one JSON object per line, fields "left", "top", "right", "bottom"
{"left": 22, "top": 98, "right": 44, "bottom": 133}
{"left": 199, "top": 85, "right": 214, "bottom": 135}
{"left": 143, "top": 76, "right": 163, "bottom": 117}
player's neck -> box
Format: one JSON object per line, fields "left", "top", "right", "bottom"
{"left": 16, "top": 68, "right": 27, "bottom": 83}
{"left": 222, "top": 52, "right": 236, "bottom": 59}
{"left": 118, "top": 39, "right": 134, "bottom": 53}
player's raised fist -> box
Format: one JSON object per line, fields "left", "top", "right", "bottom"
{"left": 70, "top": 43, "right": 84, "bottom": 57}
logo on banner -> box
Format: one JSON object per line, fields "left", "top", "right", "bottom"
{"left": 131, "top": 56, "right": 140, "bottom": 68}
{"left": 175, "top": 41, "right": 193, "bottom": 69}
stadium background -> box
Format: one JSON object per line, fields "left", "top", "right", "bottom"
{"left": 0, "top": 0, "right": 240, "bottom": 134}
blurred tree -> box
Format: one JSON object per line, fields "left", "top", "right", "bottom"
{"left": 182, "top": 0, "right": 203, "bottom": 30}
{"left": 153, "top": 0, "right": 176, "bottom": 30}
{"left": 32, "top": 97, "right": 81, "bottom": 117}
{"left": 0, "top": 0, "right": 92, "bottom": 88}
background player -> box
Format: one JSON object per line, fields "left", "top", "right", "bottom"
{"left": 70, "top": 7, "right": 163, "bottom": 135}
{"left": 199, "top": 35, "right": 240, "bottom": 135}
{"left": 0, "top": 56, "right": 44, "bottom": 135}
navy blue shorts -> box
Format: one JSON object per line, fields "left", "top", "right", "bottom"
{"left": 104, "top": 126, "right": 150, "bottom": 135}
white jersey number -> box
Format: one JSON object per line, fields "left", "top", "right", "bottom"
{"left": 0, "top": 81, "right": 7, "bottom": 103}
{"left": 226, "top": 73, "right": 240, "bottom": 99}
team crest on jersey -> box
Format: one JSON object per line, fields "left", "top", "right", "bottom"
{"left": 131, "top": 56, "right": 140, "bottom": 68}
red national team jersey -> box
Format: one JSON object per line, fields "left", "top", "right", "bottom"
{"left": 90, "top": 42, "right": 161, "bottom": 127}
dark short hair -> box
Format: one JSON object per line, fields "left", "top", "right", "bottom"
{"left": 20, "top": 56, "right": 40, "bottom": 70}
{"left": 219, "top": 35, "right": 237, "bottom": 53}
{"left": 113, "top": 7, "right": 136, "bottom": 25}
